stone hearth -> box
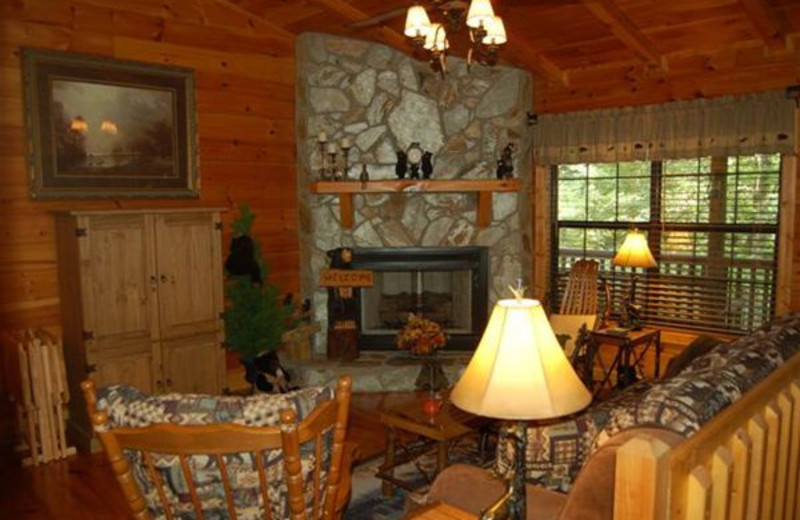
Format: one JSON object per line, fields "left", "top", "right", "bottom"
{"left": 296, "top": 33, "right": 534, "bottom": 355}
{"left": 285, "top": 351, "right": 470, "bottom": 393}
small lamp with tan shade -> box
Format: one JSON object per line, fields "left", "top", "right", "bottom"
{"left": 450, "top": 293, "right": 592, "bottom": 520}
{"left": 612, "top": 228, "right": 657, "bottom": 330}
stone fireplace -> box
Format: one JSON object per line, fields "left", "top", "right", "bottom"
{"left": 296, "top": 33, "right": 534, "bottom": 356}
{"left": 341, "top": 246, "right": 488, "bottom": 350}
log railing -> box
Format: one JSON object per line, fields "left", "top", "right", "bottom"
{"left": 614, "top": 351, "right": 800, "bottom": 520}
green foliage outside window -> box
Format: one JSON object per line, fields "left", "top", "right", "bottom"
{"left": 554, "top": 153, "right": 782, "bottom": 332}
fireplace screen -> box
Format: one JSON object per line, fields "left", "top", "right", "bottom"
{"left": 345, "top": 246, "right": 489, "bottom": 350}
{"left": 361, "top": 269, "right": 473, "bottom": 333}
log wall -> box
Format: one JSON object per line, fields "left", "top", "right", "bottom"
{"left": 0, "top": 0, "right": 300, "bottom": 336}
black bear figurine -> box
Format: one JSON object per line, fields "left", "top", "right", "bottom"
{"left": 224, "top": 235, "right": 262, "bottom": 284}
{"left": 421, "top": 151, "right": 434, "bottom": 179}
{"left": 395, "top": 150, "right": 408, "bottom": 179}
{"left": 496, "top": 143, "right": 516, "bottom": 179}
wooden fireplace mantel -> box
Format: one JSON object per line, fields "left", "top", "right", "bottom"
{"left": 309, "top": 179, "right": 522, "bottom": 229}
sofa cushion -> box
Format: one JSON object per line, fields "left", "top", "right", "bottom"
{"left": 498, "top": 313, "right": 800, "bottom": 494}
{"left": 663, "top": 334, "right": 723, "bottom": 379}
{"left": 598, "top": 314, "right": 800, "bottom": 442}
{"left": 96, "top": 385, "right": 334, "bottom": 520}
{"left": 494, "top": 381, "right": 654, "bottom": 492}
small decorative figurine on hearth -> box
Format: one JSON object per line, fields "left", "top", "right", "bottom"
{"left": 248, "top": 350, "right": 298, "bottom": 394}
{"left": 421, "top": 151, "right": 434, "bottom": 179}
{"left": 395, "top": 150, "right": 408, "bottom": 179}
{"left": 496, "top": 142, "right": 516, "bottom": 179}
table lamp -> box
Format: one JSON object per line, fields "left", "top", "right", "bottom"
{"left": 450, "top": 296, "right": 592, "bottom": 520}
{"left": 612, "top": 228, "right": 657, "bottom": 329}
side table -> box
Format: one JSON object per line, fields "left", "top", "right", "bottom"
{"left": 404, "top": 502, "right": 477, "bottom": 520}
{"left": 590, "top": 325, "right": 661, "bottom": 398}
{"left": 379, "top": 397, "right": 488, "bottom": 497}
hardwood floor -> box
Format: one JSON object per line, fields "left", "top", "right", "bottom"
{"left": 0, "top": 391, "right": 417, "bottom": 519}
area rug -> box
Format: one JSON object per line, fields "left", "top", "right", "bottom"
{"left": 345, "top": 433, "right": 492, "bottom": 519}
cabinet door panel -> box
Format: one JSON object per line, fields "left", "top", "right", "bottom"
{"left": 80, "top": 214, "right": 158, "bottom": 351}
{"left": 91, "top": 346, "right": 157, "bottom": 393}
{"left": 162, "top": 335, "right": 222, "bottom": 394}
{"left": 155, "top": 213, "right": 223, "bottom": 340}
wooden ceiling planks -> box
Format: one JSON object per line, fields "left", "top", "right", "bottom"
{"left": 580, "top": 0, "right": 666, "bottom": 69}
{"left": 228, "top": 0, "right": 800, "bottom": 111}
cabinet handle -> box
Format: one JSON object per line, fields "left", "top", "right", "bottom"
{"left": 156, "top": 379, "right": 163, "bottom": 392}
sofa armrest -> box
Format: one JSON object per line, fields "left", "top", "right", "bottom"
{"left": 429, "top": 464, "right": 567, "bottom": 520}
{"left": 335, "top": 442, "right": 359, "bottom": 514}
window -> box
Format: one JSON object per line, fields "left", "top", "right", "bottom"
{"left": 552, "top": 154, "right": 782, "bottom": 333}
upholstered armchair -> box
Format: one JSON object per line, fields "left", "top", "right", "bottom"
{"left": 82, "top": 376, "right": 355, "bottom": 520}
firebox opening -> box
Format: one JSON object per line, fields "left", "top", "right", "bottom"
{"left": 347, "top": 246, "right": 489, "bottom": 351}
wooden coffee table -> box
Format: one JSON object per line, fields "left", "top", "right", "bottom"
{"left": 378, "top": 396, "right": 489, "bottom": 497}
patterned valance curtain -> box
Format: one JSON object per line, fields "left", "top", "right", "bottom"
{"left": 534, "top": 90, "right": 796, "bottom": 165}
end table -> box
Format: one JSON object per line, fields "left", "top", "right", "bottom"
{"left": 590, "top": 325, "right": 661, "bottom": 397}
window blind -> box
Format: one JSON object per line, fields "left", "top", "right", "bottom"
{"left": 552, "top": 154, "right": 781, "bottom": 333}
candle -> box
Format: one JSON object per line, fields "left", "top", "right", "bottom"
{"left": 326, "top": 142, "right": 338, "bottom": 154}
{"left": 318, "top": 131, "right": 328, "bottom": 143}
{"left": 340, "top": 137, "right": 353, "bottom": 149}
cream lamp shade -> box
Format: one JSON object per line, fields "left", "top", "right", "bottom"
{"left": 451, "top": 298, "right": 592, "bottom": 420}
{"left": 404, "top": 4, "right": 432, "bottom": 38}
{"left": 482, "top": 16, "right": 507, "bottom": 45}
{"left": 613, "top": 229, "right": 657, "bottom": 269}
{"left": 466, "top": 0, "right": 495, "bottom": 29}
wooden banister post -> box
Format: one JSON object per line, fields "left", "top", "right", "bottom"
{"left": 614, "top": 435, "right": 670, "bottom": 520}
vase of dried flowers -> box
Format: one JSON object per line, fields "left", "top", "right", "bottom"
{"left": 396, "top": 314, "right": 448, "bottom": 409}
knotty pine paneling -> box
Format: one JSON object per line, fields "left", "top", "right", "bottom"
{"left": 0, "top": 0, "right": 300, "bottom": 342}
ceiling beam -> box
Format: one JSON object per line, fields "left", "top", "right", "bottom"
{"left": 309, "top": 0, "right": 408, "bottom": 49}
{"left": 738, "top": 0, "right": 787, "bottom": 52}
{"left": 581, "top": 0, "right": 667, "bottom": 71}
{"left": 505, "top": 33, "right": 570, "bottom": 87}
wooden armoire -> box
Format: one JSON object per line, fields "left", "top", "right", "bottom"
{"left": 54, "top": 209, "right": 225, "bottom": 449}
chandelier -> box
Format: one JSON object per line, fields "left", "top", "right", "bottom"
{"left": 404, "top": 0, "right": 507, "bottom": 73}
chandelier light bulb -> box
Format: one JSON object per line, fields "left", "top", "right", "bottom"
{"left": 424, "top": 23, "right": 449, "bottom": 52}
{"left": 466, "top": 0, "right": 495, "bottom": 29}
{"left": 482, "top": 16, "right": 507, "bottom": 45}
{"left": 404, "top": 4, "right": 432, "bottom": 38}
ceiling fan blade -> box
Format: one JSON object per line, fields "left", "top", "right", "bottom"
{"left": 348, "top": 7, "right": 408, "bottom": 28}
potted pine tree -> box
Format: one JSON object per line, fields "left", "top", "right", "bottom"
{"left": 223, "top": 204, "right": 291, "bottom": 391}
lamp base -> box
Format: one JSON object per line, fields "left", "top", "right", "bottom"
{"left": 480, "top": 421, "right": 527, "bottom": 520}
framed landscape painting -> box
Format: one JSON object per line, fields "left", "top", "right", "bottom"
{"left": 22, "top": 48, "right": 198, "bottom": 198}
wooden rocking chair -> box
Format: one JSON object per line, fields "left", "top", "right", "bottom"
{"left": 553, "top": 259, "right": 611, "bottom": 393}
{"left": 82, "top": 377, "right": 356, "bottom": 520}
{"left": 559, "top": 259, "right": 600, "bottom": 315}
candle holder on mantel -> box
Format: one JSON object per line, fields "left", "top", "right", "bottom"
{"left": 316, "top": 132, "right": 354, "bottom": 181}
{"left": 326, "top": 142, "right": 338, "bottom": 180}
{"left": 340, "top": 140, "right": 352, "bottom": 180}
{"left": 317, "top": 132, "right": 331, "bottom": 180}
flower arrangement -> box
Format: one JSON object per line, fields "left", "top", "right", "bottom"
{"left": 396, "top": 313, "right": 447, "bottom": 356}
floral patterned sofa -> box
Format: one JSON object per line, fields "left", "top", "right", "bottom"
{"left": 429, "top": 314, "right": 800, "bottom": 520}
{"left": 84, "top": 377, "right": 355, "bottom": 520}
